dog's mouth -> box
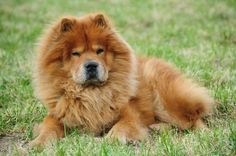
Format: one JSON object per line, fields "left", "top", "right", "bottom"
{"left": 73, "top": 73, "right": 107, "bottom": 87}
{"left": 82, "top": 79, "right": 106, "bottom": 87}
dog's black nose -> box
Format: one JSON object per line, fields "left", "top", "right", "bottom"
{"left": 84, "top": 61, "right": 99, "bottom": 80}
{"left": 84, "top": 61, "right": 98, "bottom": 72}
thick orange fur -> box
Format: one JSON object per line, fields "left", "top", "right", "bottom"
{"left": 31, "top": 13, "right": 214, "bottom": 146}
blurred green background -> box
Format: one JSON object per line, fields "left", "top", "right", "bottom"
{"left": 0, "top": 0, "right": 235, "bottom": 155}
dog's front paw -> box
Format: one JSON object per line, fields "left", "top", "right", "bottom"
{"left": 29, "top": 136, "right": 46, "bottom": 149}
{"left": 106, "top": 126, "right": 128, "bottom": 143}
{"left": 106, "top": 123, "right": 148, "bottom": 144}
{"left": 29, "top": 132, "right": 57, "bottom": 148}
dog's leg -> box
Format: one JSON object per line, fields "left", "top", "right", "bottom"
{"left": 106, "top": 105, "right": 148, "bottom": 144}
{"left": 29, "top": 115, "right": 64, "bottom": 147}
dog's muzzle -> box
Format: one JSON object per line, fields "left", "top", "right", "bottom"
{"left": 73, "top": 60, "right": 107, "bottom": 85}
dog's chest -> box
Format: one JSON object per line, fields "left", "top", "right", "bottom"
{"left": 55, "top": 83, "right": 121, "bottom": 135}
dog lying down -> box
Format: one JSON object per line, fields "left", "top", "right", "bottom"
{"left": 30, "top": 13, "right": 214, "bottom": 147}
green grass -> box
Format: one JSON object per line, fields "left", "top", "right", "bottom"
{"left": 0, "top": 0, "right": 236, "bottom": 155}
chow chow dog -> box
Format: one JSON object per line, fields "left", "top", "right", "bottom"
{"left": 30, "top": 13, "right": 214, "bottom": 146}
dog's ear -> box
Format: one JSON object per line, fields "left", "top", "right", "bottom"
{"left": 93, "top": 13, "right": 110, "bottom": 28}
{"left": 60, "top": 18, "right": 75, "bottom": 32}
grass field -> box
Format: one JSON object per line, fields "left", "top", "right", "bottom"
{"left": 0, "top": 0, "right": 236, "bottom": 155}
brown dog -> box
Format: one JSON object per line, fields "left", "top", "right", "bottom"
{"left": 30, "top": 13, "right": 214, "bottom": 146}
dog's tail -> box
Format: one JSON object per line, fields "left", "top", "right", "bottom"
{"left": 142, "top": 58, "right": 215, "bottom": 127}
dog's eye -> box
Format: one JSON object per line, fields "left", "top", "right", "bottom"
{"left": 96, "top": 48, "right": 104, "bottom": 55}
{"left": 72, "top": 51, "right": 81, "bottom": 57}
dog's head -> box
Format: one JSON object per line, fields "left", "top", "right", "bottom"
{"left": 38, "top": 13, "right": 136, "bottom": 87}
{"left": 60, "top": 14, "right": 114, "bottom": 86}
